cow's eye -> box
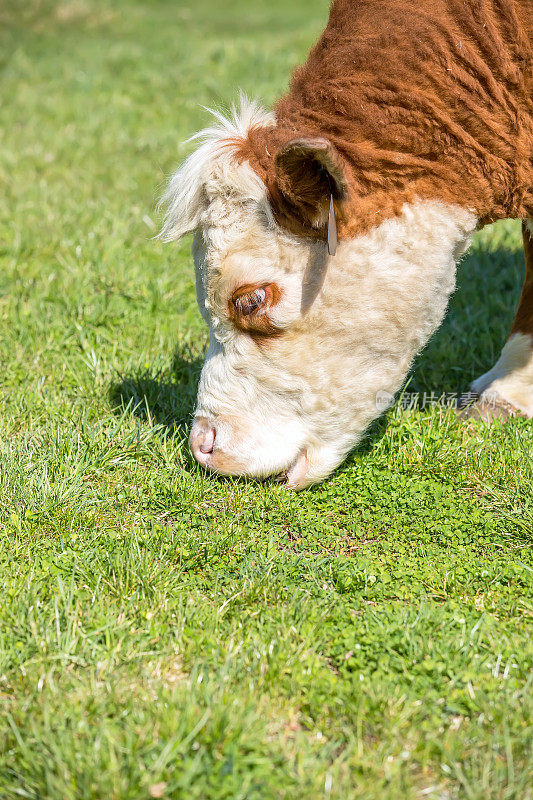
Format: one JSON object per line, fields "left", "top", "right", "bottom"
{"left": 229, "top": 282, "right": 282, "bottom": 338}
{"left": 233, "top": 287, "right": 267, "bottom": 316}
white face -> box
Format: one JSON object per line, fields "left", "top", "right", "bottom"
{"left": 187, "top": 191, "right": 475, "bottom": 488}
{"left": 159, "top": 108, "right": 476, "bottom": 488}
{"left": 190, "top": 223, "right": 356, "bottom": 488}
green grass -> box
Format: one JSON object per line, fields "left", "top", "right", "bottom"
{"left": 0, "top": 1, "right": 532, "bottom": 798}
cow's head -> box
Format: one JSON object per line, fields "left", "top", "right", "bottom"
{"left": 159, "top": 101, "right": 476, "bottom": 488}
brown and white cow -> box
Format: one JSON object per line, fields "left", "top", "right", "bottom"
{"left": 159, "top": 0, "right": 532, "bottom": 488}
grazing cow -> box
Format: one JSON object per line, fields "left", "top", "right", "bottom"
{"left": 159, "top": 0, "right": 532, "bottom": 488}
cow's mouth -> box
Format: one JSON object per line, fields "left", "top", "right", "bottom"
{"left": 275, "top": 449, "right": 308, "bottom": 490}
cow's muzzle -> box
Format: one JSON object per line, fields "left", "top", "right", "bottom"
{"left": 189, "top": 415, "right": 309, "bottom": 489}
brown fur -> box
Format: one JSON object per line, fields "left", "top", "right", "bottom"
{"left": 239, "top": 0, "right": 532, "bottom": 240}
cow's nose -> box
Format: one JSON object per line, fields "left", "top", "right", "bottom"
{"left": 190, "top": 416, "right": 216, "bottom": 465}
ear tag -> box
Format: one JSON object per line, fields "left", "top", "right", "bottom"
{"left": 327, "top": 193, "right": 337, "bottom": 256}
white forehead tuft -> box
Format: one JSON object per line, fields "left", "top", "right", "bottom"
{"left": 158, "top": 97, "right": 274, "bottom": 242}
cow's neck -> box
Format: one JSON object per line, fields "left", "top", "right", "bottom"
{"left": 243, "top": 0, "right": 532, "bottom": 240}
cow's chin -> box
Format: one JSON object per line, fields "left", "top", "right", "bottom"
{"left": 201, "top": 447, "right": 312, "bottom": 490}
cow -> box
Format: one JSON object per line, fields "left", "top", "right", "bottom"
{"left": 159, "top": 0, "right": 532, "bottom": 489}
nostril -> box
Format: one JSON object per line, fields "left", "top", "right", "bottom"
{"left": 199, "top": 427, "right": 215, "bottom": 454}
{"left": 190, "top": 417, "right": 216, "bottom": 464}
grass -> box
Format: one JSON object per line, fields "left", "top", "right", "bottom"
{"left": 0, "top": 1, "right": 531, "bottom": 798}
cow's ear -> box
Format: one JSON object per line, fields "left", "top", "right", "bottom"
{"left": 274, "top": 138, "right": 348, "bottom": 231}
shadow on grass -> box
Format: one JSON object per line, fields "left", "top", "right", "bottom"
{"left": 108, "top": 345, "right": 202, "bottom": 433}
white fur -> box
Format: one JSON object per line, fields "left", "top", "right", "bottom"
{"left": 472, "top": 332, "right": 533, "bottom": 416}
{"left": 160, "top": 102, "right": 478, "bottom": 487}
{"left": 159, "top": 98, "right": 274, "bottom": 242}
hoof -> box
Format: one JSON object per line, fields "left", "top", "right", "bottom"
{"left": 457, "top": 392, "right": 526, "bottom": 422}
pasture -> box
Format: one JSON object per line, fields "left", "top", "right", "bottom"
{"left": 0, "top": 1, "right": 531, "bottom": 797}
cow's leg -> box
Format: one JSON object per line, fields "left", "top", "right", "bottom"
{"left": 463, "top": 220, "right": 533, "bottom": 421}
